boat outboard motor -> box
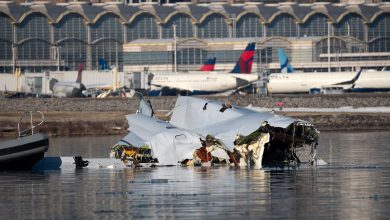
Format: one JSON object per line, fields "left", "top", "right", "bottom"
{"left": 73, "top": 156, "right": 89, "bottom": 168}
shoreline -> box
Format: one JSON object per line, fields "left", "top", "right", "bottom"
{"left": 1, "top": 94, "right": 390, "bottom": 137}
{"left": 1, "top": 111, "right": 390, "bottom": 137}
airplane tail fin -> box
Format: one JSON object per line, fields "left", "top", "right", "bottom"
{"left": 278, "top": 48, "right": 294, "bottom": 73}
{"left": 76, "top": 64, "right": 83, "bottom": 83}
{"left": 230, "top": 42, "right": 256, "bottom": 74}
{"left": 99, "top": 58, "right": 110, "bottom": 70}
{"left": 200, "top": 57, "right": 216, "bottom": 71}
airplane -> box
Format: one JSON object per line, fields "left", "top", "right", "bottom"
{"left": 112, "top": 95, "right": 319, "bottom": 167}
{"left": 95, "top": 58, "right": 217, "bottom": 98}
{"left": 267, "top": 67, "right": 390, "bottom": 94}
{"left": 49, "top": 64, "right": 86, "bottom": 97}
{"left": 270, "top": 49, "right": 390, "bottom": 94}
{"left": 50, "top": 63, "right": 122, "bottom": 98}
{"left": 148, "top": 42, "right": 258, "bottom": 96}
{"left": 278, "top": 48, "right": 294, "bottom": 73}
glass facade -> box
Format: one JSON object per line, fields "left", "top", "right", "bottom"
{"left": 92, "top": 40, "right": 122, "bottom": 70}
{"left": 177, "top": 48, "right": 206, "bottom": 65}
{"left": 316, "top": 37, "right": 348, "bottom": 62}
{"left": 369, "top": 38, "right": 390, "bottom": 53}
{"left": 91, "top": 13, "right": 123, "bottom": 43}
{"left": 267, "top": 14, "right": 298, "bottom": 37}
{"left": 207, "top": 50, "right": 242, "bottom": 64}
{"left": 17, "top": 40, "right": 50, "bottom": 60}
{"left": 123, "top": 51, "right": 172, "bottom": 65}
{"left": 334, "top": 13, "right": 365, "bottom": 41}
{"left": 0, "top": 13, "right": 13, "bottom": 45}
{"left": 197, "top": 13, "right": 229, "bottom": 39}
{"left": 300, "top": 13, "right": 328, "bottom": 37}
{"left": 368, "top": 13, "right": 390, "bottom": 52}
{"left": 236, "top": 13, "right": 263, "bottom": 38}
{"left": 17, "top": 13, "right": 50, "bottom": 42}
{"left": 0, "top": 13, "right": 13, "bottom": 72}
{"left": 14, "top": 12, "right": 51, "bottom": 72}
{"left": 54, "top": 13, "right": 87, "bottom": 71}
{"left": 162, "top": 13, "right": 194, "bottom": 39}
{"left": 90, "top": 13, "right": 123, "bottom": 70}
{"left": 59, "top": 39, "right": 87, "bottom": 71}
{"left": 126, "top": 13, "right": 159, "bottom": 41}
{"left": 54, "top": 13, "right": 87, "bottom": 43}
{"left": 0, "top": 5, "right": 390, "bottom": 72}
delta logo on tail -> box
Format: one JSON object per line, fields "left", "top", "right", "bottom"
{"left": 278, "top": 48, "right": 294, "bottom": 73}
{"left": 231, "top": 42, "right": 256, "bottom": 74}
{"left": 200, "top": 57, "right": 216, "bottom": 71}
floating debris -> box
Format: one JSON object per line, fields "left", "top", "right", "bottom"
{"left": 112, "top": 96, "right": 319, "bottom": 168}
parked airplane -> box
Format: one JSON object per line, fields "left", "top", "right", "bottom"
{"left": 268, "top": 68, "right": 390, "bottom": 94}
{"left": 271, "top": 49, "right": 390, "bottom": 94}
{"left": 50, "top": 64, "right": 117, "bottom": 97}
{"left": 278, "top": 48, "right": 294, "bottom": 73}
{"left": 148, "top": 42, "right": 258, "bottom": 96}
{"left": 49, "top": 64, "right": 86, "bottom": 97}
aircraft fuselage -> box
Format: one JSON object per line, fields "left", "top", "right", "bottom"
{"left": 52, "top": 82, "right": 84, "bottom": 97}
{"left": 149, "top": 72, "right": 258, "bottom": 95}
{"left": 268, "top": 71, "right": 390, "bottom": 93}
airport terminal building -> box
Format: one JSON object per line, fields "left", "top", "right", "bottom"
{"left": 1, "top": 1, "right": 390, "bottom": 74}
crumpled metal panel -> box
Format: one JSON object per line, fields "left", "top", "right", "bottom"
{"left": 169, "top": 96, "right": 297, "bottom": 151}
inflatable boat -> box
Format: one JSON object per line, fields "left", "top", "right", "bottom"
{"left": 0, "top": 111, "right": 49, "bottom": 170}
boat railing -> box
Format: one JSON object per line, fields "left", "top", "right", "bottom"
{"left": 17, "top": 111, "right": 45, "bottom": 137}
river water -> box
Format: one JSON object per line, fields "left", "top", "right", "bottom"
{"left": 1, "top": 131, "right": 390, "bottom": 219}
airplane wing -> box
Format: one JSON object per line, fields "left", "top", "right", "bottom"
{"left": 169, "top": 96, "right": 310, "bottom": 151}
{"left": 315, "top": 69, "right": 363, "bottom": 92}
{"left": 333, "top": 68, "right": 362, "bottom": 86}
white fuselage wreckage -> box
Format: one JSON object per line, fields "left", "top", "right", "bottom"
{"left": 112, "top": 96, "right": 319, "bottom": 167}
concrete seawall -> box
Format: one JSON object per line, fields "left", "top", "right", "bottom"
{"left": 1, "top": 93, "right": 390, "bottom": 137}
{"left": 2, "top": 93, "right": 390, "bottom": 112}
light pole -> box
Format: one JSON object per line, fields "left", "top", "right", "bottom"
{"left": 327, "top": 21, "right": 331, "bottom": 72}
{"left": 56, "top": 45, "right": 60, "bottom": 71}
{"left": 173, "top": 24, "right": 177, "bottom": 73}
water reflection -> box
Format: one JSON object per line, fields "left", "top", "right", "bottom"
{"left": 0, "top": 132, "right": 390, "bottom": 219}
{"left": 46, "top": 135, "right": 122, "bottom": 158}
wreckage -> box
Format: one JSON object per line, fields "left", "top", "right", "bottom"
{"left": 111, "top": 96, "right": 319, "bottom": 168}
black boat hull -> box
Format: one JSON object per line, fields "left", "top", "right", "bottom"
{"left": 0, "top": 133, "right": 49, "bottom": 170}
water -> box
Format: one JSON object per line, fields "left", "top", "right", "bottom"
{"left": 1, "top": 131, "right": 390, "bottom": 219}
